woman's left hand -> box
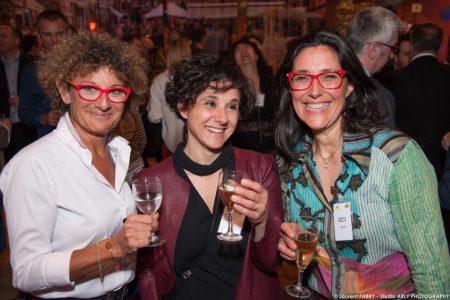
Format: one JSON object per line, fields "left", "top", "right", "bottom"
{"left": 231, "top": 178, "right": 268, "bottom": 227}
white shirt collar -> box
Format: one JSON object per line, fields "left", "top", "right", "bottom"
{"left": 411, "top": 52, "right": 437, "bottom": 62}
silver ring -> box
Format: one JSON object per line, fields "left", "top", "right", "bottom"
{"left": 255, "top": 203, "right": 259, "bottom": 211}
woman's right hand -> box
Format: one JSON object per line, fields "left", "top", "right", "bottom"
{"left": 111, "top": 213, "right": 159, "bottom": 258}
{"left": 278, "top": 222, "right": 302, "bottom": 261}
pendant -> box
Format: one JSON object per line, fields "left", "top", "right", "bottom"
{"left": 324, "top": 162, "right": 328, "bottom": 169}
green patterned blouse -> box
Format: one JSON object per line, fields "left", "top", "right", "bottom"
{"left": 278, "top": 127, "right": 450, "bottom": 297}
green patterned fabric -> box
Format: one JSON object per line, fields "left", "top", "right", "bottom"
{"left": 389, "top": 141, "right": 450, "bottom": 293}
{"left": 278, "top": 127, "right": 450, "bottom": 296}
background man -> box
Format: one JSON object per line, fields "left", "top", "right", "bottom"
{"left": 0, "top": 24, "right": 36, "bottom": 160}
{"left": 346, "top": 6, "right": 404, "bottom": 127}
{"left": 382, "top": 23, "right": 450, "bottom": 248}
{"left": 393, "top": 33, "right": 412, "bottom": 69}
{"left": 19, "top": 10, "right": 69, "bottom": 138}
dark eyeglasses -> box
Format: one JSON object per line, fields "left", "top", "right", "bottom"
{"left": 375, "top": 42, "right": 399, "bottom": 53}
{"left": 286, "top": 70, "right": 348, "bottom": 91}
{"left": 66, "top": 81, "right": 131, "bottom": 103}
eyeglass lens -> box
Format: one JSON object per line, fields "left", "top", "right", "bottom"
{"left": 78, "top": 85, "right": 128, "bottom": 102}
{"left": 290, "top": 72, "right": 343, "bottom": 90}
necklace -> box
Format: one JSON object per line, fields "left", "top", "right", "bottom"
{"left": 314, "top": 139, "right": 342, "bottom": 169}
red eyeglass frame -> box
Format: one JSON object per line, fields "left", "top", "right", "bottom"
{"left": 66, "top": 80, "right": 131, "bottom": 103}
{"left": 286, "top": 70, "right": 348, "bottom": 91}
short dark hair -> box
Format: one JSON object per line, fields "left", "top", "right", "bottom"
{"left": 191, "top": 28, "right": 206, "bottom": 43}
{"left": 36, "top": 10, "right": 69, "bottom": 30}
{"left": 20, "top": 34, "right": 38, "bottom": 53}
{"left": 165, "top": 54, "right": 254, "bottom": 121}
{"left": 274, "top": 31, "right": 383, "bottom": 164}
{"left": 394, "top": 33, "right": 410, "bottom": 55}
{"left": 0, "top": 24, "right": 22, "bottom": 39}
{"left": 411, "top": 23, "right": 443, "bottom": 55}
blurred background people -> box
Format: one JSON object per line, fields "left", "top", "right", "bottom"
{"left": 0, "top": 24, "right": 36, "bottom": 161}
{"left": 393, "top": 33, "right": 411, "bottom": 69}
{"left": 147, "top": 38, "right": 191, "bottom": 160}
{"left": 346, "top": 6, "right": 403, "bottom": 127}
{"left": 117, "top": 33, "right": 150, "bottom": 184}
{"left": 0, "top": 32, "right": 157, "bottom": 299}
{"left": 440, "top": 133, "right": 450, "bottom": 211}
{"left": 230, "top": 36, "right": 275, "bottom": 153}
{"left": 275, "top": 31, "right": 449, "bottom": 296}
{"left": 20, "top": 34, "right": 41, "bottom": 61}
{"left": 382, "top": 23, "right": 450, "bottom": 179}
{"left": 190, "top": 28, "right": 207, "bottom": 55}
{"left": 142, "top": 46, "right": 166, "bottom": 163}
{"left": 136, "top": 53, "right": 283, "bottom": 300}
{"left": 19, "top": 10, "right": 70, "bottom": 139}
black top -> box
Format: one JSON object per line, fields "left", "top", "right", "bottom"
{"left": 231, "top": 72, "right": 276, "bottom": 153}
{"left": 162, "top": 144, "right": 249, "bottom": 300}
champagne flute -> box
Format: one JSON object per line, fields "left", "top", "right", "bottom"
{"left": 286, "top": 216, "right": 320, "bottom": 298}
{"left": 132, "top": 176, "right": 165, "bottom": 247}
{"left": 217, "top": 169, "right": 247, "bottom": 242}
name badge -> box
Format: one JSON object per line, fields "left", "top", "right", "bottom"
{"left": 256, "top": 93, "right": 265, "bottom": 107}
{"left": 218, "top": 211, "right": 245, "bottom": 234}
{"left": 333, "top": 202, "right": 353, "bottom": 241}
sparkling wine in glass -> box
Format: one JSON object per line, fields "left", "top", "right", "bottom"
{"left": 286, "top": 217, "right": 320, "bottom": 298}
{"left": 132, "top": 176, "right": 165, "bottom": 247}
{"left": 217, "top": 169, "right": 247, "bottom": 242}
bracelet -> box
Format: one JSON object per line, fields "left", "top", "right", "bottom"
{"left": 95, "top": 241, "right": 104, "bottom": 281}
{"left": 105, "top": 241, "right": 115, "bottom": 261}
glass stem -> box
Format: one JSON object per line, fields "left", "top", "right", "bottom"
{"left": 227, "top": 208, "right": 234, "bottom": 235}
{"left": 296, "top": 267, "right": 306, "bottom": 291}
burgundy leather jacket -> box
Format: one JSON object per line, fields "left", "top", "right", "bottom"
{"left": 135, "top": 147, "right": 284, "bottom": 299}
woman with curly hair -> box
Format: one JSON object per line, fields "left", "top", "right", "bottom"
{"left": 0, "top": 32, "right": 158, "bottom": 299}
{"left": 135, "top": 54, "right": 284, "bottom": 300}
{"left": 276, "top": 31, "right": 450, "bottom": 297}
{"left": 230, "top": 36, "right": 275, "bottom": 153}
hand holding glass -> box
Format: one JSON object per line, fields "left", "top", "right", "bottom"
{"left": 217, "top": 169, "right": 247, "bottom": 242}
{"left": 132, "top": 176, "right": 165, "bottom": 247}
{"left": 286, "top": 217, "right": 319, "bottom": 298}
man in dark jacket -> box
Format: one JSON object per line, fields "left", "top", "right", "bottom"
{"left": 0, "top": 24, "right": 36, "bottom": 161}
{"left": 381, "top": 23, "right": 450, "bottom": 179}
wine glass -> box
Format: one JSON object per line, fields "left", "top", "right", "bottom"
{"left": 132, "top": 176, "right": 165, "bottom": 247}
{"left": 286, "top": 216, "right": 320, "bottom": 298}
{"left": 217, "top": 169, "right": 248, "bottom": 242}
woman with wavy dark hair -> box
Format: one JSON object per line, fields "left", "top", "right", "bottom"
{"left": 230, "top": 36, "right": 275, "bottom": 153}
{"left": 135, "top": 54, "right": 283, "bottom": 300}
{"left": 276, "top": 31, "right": 449, "bottom": 296}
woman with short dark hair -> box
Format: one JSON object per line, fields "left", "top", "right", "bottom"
{"left": 136, "top": 54, "right": 284, "bottom": 300}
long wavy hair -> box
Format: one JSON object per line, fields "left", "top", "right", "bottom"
{"left": 274, "top": 31, "right": 383, "bottom": 166}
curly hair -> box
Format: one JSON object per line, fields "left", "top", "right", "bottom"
{"left": 274, "top": 31, "right": 384, "bottom": 166}
{"left": 165, "top": 53, "right": 254, "bottom": 121}
{"left": 37, "top": 32, "right": 148, "bottom": 112}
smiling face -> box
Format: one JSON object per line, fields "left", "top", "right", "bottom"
{"left": 290, "top": 45, "right": 353, "bottom": 135}
{"left": 58, "top": 66, "right": 126, "bottom": 141}
{"left": 179, "top": 83, "right": 240, "bottom": 158}
{"left": 234, "top": 42, "right": 258, "bottom": 66}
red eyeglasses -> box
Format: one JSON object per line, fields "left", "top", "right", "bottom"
{"left": 66, "top": 81, "right": 131, "bottom": 103}
{"left": 286, "top": 70, "right": 348, "bottom": 91}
